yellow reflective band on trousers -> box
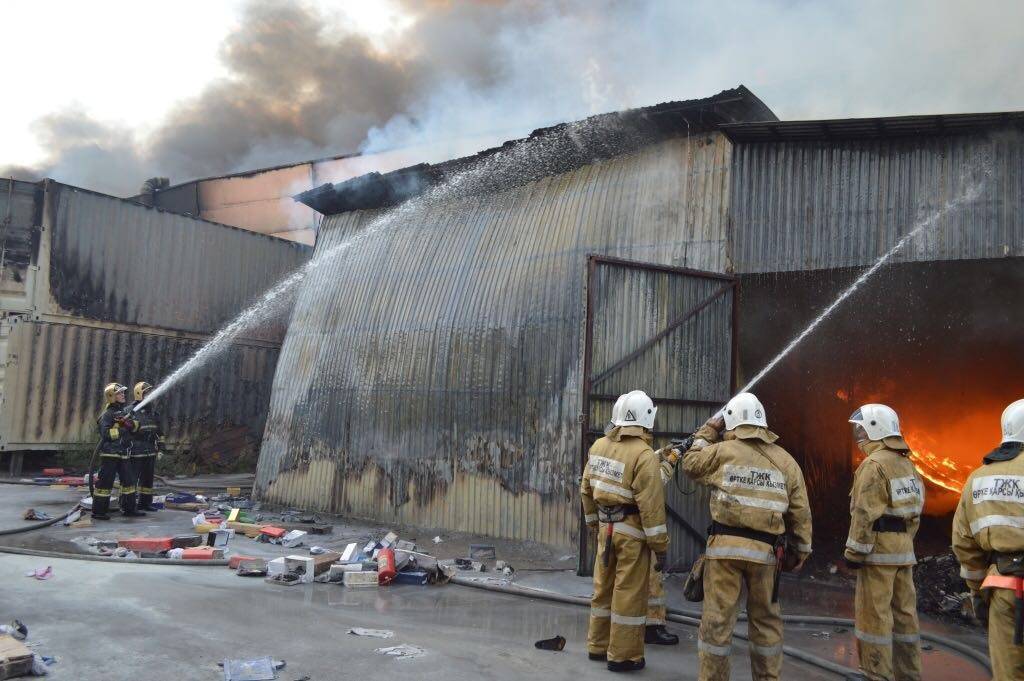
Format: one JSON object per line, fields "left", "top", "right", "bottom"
{"left": 139, "top": 487, "right": 155, "bottom": 494}
{"left": 698, "top": 558, "right": 782, "bottom": 681}
{"left": 588, "top": 528, "right": 650, "bottom": 663}
{"left": 854, "top": 565, "right": 921, "bottom": 681}
{"left": 985, "top": 587, "right": 1024, "bottom": 680}
{"left": 94, "top": 488, "right": 112, "bottom": 498}
{"left": 647, "top": 554, "right": 666, "bottom": 624}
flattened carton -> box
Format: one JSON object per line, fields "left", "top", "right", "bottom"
{"left": 0, "top": 634, "right": 33, "bottom": 680}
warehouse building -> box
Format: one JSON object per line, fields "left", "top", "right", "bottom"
{"left": 250, "top": 88, "right": 1022, "bottom": 567}
{"left": 0, "top": 179, "right": 309, "bottom": 474}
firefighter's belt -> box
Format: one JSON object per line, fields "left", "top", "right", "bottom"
{"left": 872, "top": 515, "right": 907, "bottom": 533}
{"left": 597, "top": 504, "right": 639, "bottom": 523}
{"left": 707, "top": 521, "right": 782, "bottom": 548}
{"left": 995, "top": 552, "right": 1024, "bottom": 577}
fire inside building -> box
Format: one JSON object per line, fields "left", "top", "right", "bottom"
{"left": 252, "top": 86, "right": 1023, "bottom": 571}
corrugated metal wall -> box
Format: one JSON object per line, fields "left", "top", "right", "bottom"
{"left": 0, "top": 318, "right": 279, "bottom": 450}
{"left": 0, "top": 179, "right": 39, "bottom": 311}
{"left": 42, "top": 183, "right": 309, "bottom": 340}
{"left": 730, "top": 128, "right": 1023, "bottom": 273}
{"left": 256, "top": 134, "right": 733, "bottom": 547}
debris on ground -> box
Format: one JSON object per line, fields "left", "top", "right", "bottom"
{"left": 534, "top": 635, "right": 566, "bottom": 651}
{"left": 469, "top": 544, "right": 496, "bottom": 560}
{"left": 810, "top": 631, "right": 831, "bottom": 640}
{"left": 219, "top": 657, "right": 285, "bottom": 681}
{"left": 61, "top": 510, "right": 82, "bottom": 526}
{"left": 0, "top": 621, "right": 27, "bottom": 641}
{"left": 24, "top": 567, "right": 52, "bottom": 581}
{"left": 0, "top": 633, "right": 34, "bottom": 678}
{"left": 348, "top": 628, "right": 394, "bottom": 639}
{"left": 374, "top": 644, "right": 426, "bottom": 660}
{"left": 22, "top": 509, "right": 51, "bottom": 521}
{"left": 432, "top": 536, "right": 443, "bottom": 544}
{"left": 913, "top": 551, "right": 969, "bottom": 623}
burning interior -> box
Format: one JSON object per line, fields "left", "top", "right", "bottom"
{"left": 739, "top": 257, "right": 1023, "bottom": 554}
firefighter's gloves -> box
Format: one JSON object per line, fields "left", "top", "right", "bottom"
{"left": 654, "top": 552, "right": 667, "bottom": 573}
{"left": 843, "top": 557, "right": 863, "bottom": 571}
{"left": 114, "top": 415, "right": 138, "bottom": 432}
{"left": 971, "top": 595, "right": 989, "bottom": 629}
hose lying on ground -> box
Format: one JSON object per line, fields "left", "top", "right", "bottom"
{"left": 0, "top": 507, "right": 79, "bottom": 536}
{"left": 450, "top": 575, "right": 991, "bottom": 676}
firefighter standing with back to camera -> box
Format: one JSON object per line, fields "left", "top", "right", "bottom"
{"left": 127, "top": 381, "right": 164, "bottom": 512}
{"left": 844, "top": 404, "right": 923, "bottom": 681}
{"left": 952, "top": 398, "right": 1024, "bottom": 680}
{"left": 581, "top": 390, "right": 668, "bottom": 672}
{"left": 93, "top": 383, "right": 144, "bottom": 520}
{"left": 682, "top": 392, "right": 813, "bottom": 681}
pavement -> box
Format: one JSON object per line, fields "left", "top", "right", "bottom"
{"left": 0, "top": 479, "right": 992, "bottom": 680}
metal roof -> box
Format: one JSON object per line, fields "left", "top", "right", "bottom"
{"left": 720, "top": 111, "right": 1024, "bottom": 143}
{"left": 296, "top": 86, "right": 776, "bottom": 215}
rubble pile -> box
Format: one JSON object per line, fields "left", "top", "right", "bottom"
{"left": 913, "top": 551, "right": 970, "bottom": 622}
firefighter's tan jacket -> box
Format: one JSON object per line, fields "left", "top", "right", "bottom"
{"left": 952, "top": 447, "right": 1024, "bottom": 592}
{"left": 683, "top": 424, "right": 813, "bottom": 565}
{"left": 581, "top": 425, "right": 669, "bottom": 555}
{"left": 845, "top": 437, "right": 923, "bottom": 566}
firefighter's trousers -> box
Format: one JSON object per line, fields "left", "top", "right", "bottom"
{"left": 647, "top": 553, "right": 666, "bottom": 625}
{"left": 987, "top": 587, "right": 1024, "bottom": 680}
{"left": 132, "top": 453, "right": 157, "bottom": 507}
{"left": 94, "top": 454, "right": 136, "bottom": 516}
{"left": 698, "top": 558, "right": 782, "bottom": 681}
{"left": 854, "top": 565, "right": 921, "bottom": 681}
{"left": 588, "top": 526, "right": 651, "bottom": 663}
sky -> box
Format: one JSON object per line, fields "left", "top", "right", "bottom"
{"left": 3, "top": 0, "right": 1023, "bottom": 196}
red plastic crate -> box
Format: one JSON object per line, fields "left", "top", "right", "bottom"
{"left": 118, "top": 537, "right": 174, "bottom": 552}
{"left": 260, "top": 526, "right": 286, "bottom": 539}
{"left": 228, "top": 554, "right": 259, "bottom": 569}
{"left": 181, "top": 546, "right": 222, "bottom": 560}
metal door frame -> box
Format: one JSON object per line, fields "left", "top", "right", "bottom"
{"left": 578, "top": 254, "right": 738, "bottom": 572}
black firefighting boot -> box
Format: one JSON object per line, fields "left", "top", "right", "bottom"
{"left": 121, "top": 491, "right": 146, "bottom": 517}
{"left": 645, "top": 625, "right": 679, "bottom": 645}
{"left": 588, "top": 653, "right": 606, "bottom": 662}
{"left": 91, "top": 495, "right": 111, "bottom": 520}
{"left": 607, "top": 658, "right": 645, "bottom": 672}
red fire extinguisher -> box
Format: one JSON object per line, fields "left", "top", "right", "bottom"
{"left": 377, "top": 547, "right": 397, "bottom": 585}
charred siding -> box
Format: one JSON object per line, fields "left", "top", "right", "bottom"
{"left": 730, "top": 127, "right": 1024, "bottom": 273}
{"left": 256, "top": 135, "right": 734, "bottom": 547}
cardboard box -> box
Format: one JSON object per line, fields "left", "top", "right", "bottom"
{"left": 227, "top": 521, "right": 264, "bottom": 538}
{"left": 0, "top": 634, "right": 33, "bottom": 680}
{"left": 312, "top": 551, "right": 342, "bottom": 575}
{"left": 343, "top": 571, "right": 379, "bottom": 588}
{"left": 207, "top": 529, "right": 232, "bottom": 548}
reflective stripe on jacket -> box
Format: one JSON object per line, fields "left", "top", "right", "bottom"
{"left": 682, "top": 424, "right": 813, "bottom": 565}
{"left": 581, "top": 426, "right": 669, "bottom": 554}
{"left": 845, "top": 437, "right": 923, "bottom": 567}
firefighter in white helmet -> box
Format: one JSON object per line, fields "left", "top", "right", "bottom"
{"left": 952, "top": 398, "right": 1024, "bottom": 680}
{"left": 682, "top": 392, "right": 813, "bottom": 681}
{"left": 581, "top": 390, "right": 668, "bottom": 672}
{"left": 845, "top": 403, "right": 923, "bottom": 681}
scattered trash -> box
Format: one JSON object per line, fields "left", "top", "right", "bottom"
{"left": 267, "top": 557, "right": 287, "bottom": 577}
{"left": 118, "top": 537, "right": 174, "bottom": 552}
{"left": 309, "top": 546, "right": 327, "bottom": 555}
{"left": 62, "top": 510, "right": 82, "bottom": 526}
{"left": 207, "top": 529, "right": 232, "bottom": 548}
{"left": 30, "top": 653, "right": 50, "bottom": 676}
{"left": 535, "top": 635, "right": 566, "bottom": 651}
{"left": 0, "top": 621, "right": 27, "bottom": 641}
{"left": 69, "top": 517, "right": 92, "bottom": 529}
{"left": 343, "top": 571, "right": 379, "bottom": 588}
{"left": 348, "top": 628, "right": 394, "bottom": 639}
{"left": 374, "top": 644, "right": 426, "bottom": 661}
{"left": 172, "top": 535, "right": 204, "bottom": 549}
{"left": 167, "top": 549, "right": 185, "bottom": 560}
{"left": 219, "top": 656, "right": 284, "bottom": 681}
{"left": 22, "top": 509, "right": 52, "bottom": 521}
{"left": 24, "top": 567, "right": 52, "bottom": 581}
{"left": 237, "top": 559, "right": 268, "bottom": 577}
{"left": 339, "top": 543, "right": 358, "bottom": 562}
{"left": 181, "top": 546, "right": 223, "bottom": 560}
{"left": 392, "top": 570, "right": 429, "bottom": 586}
{"left": 914, "top": 551, "right": 970, "bottom": 623}
{"left": 261, "top": 526, "right": 287, "bottom": 540}
{"left": 810, "top": 631, "right": 832, "bottom": 640}
{"left": 469, "top": 544, "right": 496, "bottom": 560}
{"left": 432, "top": 536, "right": 443, "bottom": 544}
{"left": 453, "top": 558, "right": 484, "bottom": 572}
{"left": 79, "top": 497, "right": 93, "bottom": 511}
{"left": 281, "top": 530, "right": 306, "bottom": 548}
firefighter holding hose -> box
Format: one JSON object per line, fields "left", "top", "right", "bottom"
{"left": 682, "top": 392, "right": 813, "bottom": 681}
{"left": 127, "top": 381, "right": 164, "bottom": 512}
{"left": 844, "top": 404, "right": 923, "bottom": 681}
{"left": 581, "top": 390, "right": 668, "bottom": 672}
{"left": 92, "top": 383, "right": 144, "bottom": 520}
{"left": 952, "top": 399, "right": 1024, "bottom": 680}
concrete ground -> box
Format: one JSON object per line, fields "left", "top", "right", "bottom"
{"left": 0, "top": 480, "right": 991, "bottom": 680}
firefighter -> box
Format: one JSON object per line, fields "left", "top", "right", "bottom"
{"left": 127, "top": 381, "right": 164, "bottom": 511}
{"left": 581, "top": 390, "right": 668, "bottom": 672}
{"left": 93, "top": 383, "right": 143, "bottom": 520}
{"left": 952, "top": 398, "right": 1024, "bottom": 680}
{"left": 844, "top": 404, "right": 923, "bottom": 681}
{"left": 682, "top": 392, "right": 813, "bottom": 681}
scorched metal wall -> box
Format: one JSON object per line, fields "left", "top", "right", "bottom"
{"left": 256, "top": 134, "right": 734, "bottom": 547}
{"left": 729, "top": 126, "right": 1024, "bottom": 273}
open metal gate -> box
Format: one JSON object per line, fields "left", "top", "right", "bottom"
{"left": 578, "top": 255, "right": 737, "bottom": 575}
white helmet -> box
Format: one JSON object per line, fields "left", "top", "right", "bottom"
{"left": 611, "top": 394, "right": 628, "bottom": 424}
{"left": 1001, "top": 399, "right": 1024, "bottom": 444}
{"left": 614, "top": 390, "right": 657, "bottom": 430}
{"left": 849, "top": 404, "right": 901, "bottom": 441}
{"left": 723, "top": 392, "right": 767, "bottom": 430}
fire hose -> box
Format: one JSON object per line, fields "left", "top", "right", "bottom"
{"left": 449, "top": 575, "right": 991, "bottom": 677}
